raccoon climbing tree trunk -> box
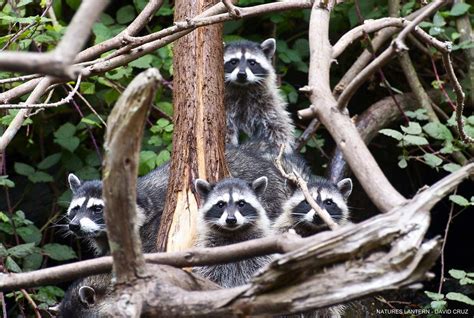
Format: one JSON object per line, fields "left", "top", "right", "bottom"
{"left": 156, "top": 0, "right": 229, "bottom": 252}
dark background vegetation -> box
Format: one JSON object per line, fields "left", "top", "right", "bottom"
{"left": 0, "top": 0, "right": 473, "bottom": 315}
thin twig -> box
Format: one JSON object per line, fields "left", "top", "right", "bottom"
{"left": 442, "top": 53, "right": 473, "bottom": 144}
{"left": 438, "top": 189, "right": 456, "bottom": 294}
{"left": 275, "top": 145, "right": 339, "bottom": 230}
{"left": 0, "top": 74, "right": 41, "bottom": 85}
{"left": 0, "top": 290, "right": 6, "bottom": 318}
{"left": 66, "top": 83, "right": 107, "bottom": 127}
{"left": 222, "top": 0, "right": 241, "bottom": 18}
{"left": 19, "top": 289, "right": 41, "bottom": 318}
{"left": 0, "top": 74, "right": 82, "bottom": 109}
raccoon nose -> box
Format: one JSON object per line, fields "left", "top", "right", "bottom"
{"left": 69, "top": 223, "right": 81, "bottom": 232}
{"left": 237, "top": 71, "right": 247, "bottom": 81}
{"left": 226, "top": 216, "right": 237, "bottom": 225}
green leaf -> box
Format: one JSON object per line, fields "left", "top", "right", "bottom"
{"left": 446, "top": 292, "right": 474, "bottom": 305}
{"left": 14, "top": 162, "right": 35, "bottom": 176}
{"left": 0, "top": 222, "right": 14, "bottom": 235}
{"left": 0, "top": 110, "right": 32, "bottom": 127}
{"left": 0, "top": 175, "right": 15, "bottom": 188}
{"left": 443, "top": 163, "right": 461, "bottom": 173}
{"left": 37, "top": 153, "right": 61, "bottom": 170}
{"left": 155, "top": 102, "right": 173, "bottom": 117}
{"left": 460, "top": 277, "right": 474, "bottom": 285}
{"left": 449, "top": 269, "right": 466, "bottom": 279}
{"left": 54, "top": 123, "right": 76, "bottom": 139}
{"left": 0, "top": 243, "right": 7, "bottom": 257}
{"left": 5, "top": 256, "right": 22, "bottom": 273}
{"left": 379, "top": 129, "right": 403, "bottom": 141}
{"left": 403, "top": 135, "right": 429, "bottom": 146}
{"left": 423, "top": 153, "right": 443, "bottom": 168}
{"left": 400, "top": 122, "right": 422, "bottom": 135}
{"left": 423, "top": 122, "right": 453, "bottom": 141}
{"left": 129, "top": 55, "right": 154, "bottom": 69}
{"left": 92, "top": 23, "right": 114, "bottom": 44}
{"left": 17, "top": 225, "right": 42, "bottom": 244}
{"left": 398, "top": 158, "right": 408, "bottom": 169}
{"left": 42, "top": 244, "right": 77, "bottom": 261}
{"left": 430, "top": 300, "right": 447, "bottom": 311}
{"left": 80, "top": 82, "right": 95, "bottom": 95}
{"left": 8, "top": 243, "right": 36, "bottom": 258}
{"left": 75, "top": 166, "right": 100, "bottom": 180}
{"left": 156, "top": 150, "right": 171, "bottom": 166}
{"left": 116, "top": 5, "right": 136, "bottom": 24}
{"left": 425, "top": 291, "right": 444, "bottom": 301}
{"left": 22, "top": 253, "right": 43, "bottom": 271}
{"left": 449, "top": 195, "right": 470, "bottom": 207}
{"left": 0, "top": 212, "right": 9, "bottom": 222}
{"left": 449, "top": 3, "right": 471, "bottom": 16}
{"left": 29, "top": 171, "right": 53, "bottom": 183}
{"left": 54, "top": 136, "right": 80, "bottom": 153}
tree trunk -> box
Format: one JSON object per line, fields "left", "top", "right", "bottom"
{"left": 156, "top": 0, "right": 228, "bottom": 252}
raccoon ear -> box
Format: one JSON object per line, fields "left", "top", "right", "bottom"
{"left": 194, "top": 179, "right": 212, "bottom": 199}
{"left": 78, "top": 286, "right": 96, "bottom": 307}
{"left": 260, "top": 38, "right": 276, "bottom": 59}
{"left": 337, "top": 178, "right": 352, "bottom": 200}
{"left": 251, "top": 176, "right": 268, "bottom": 197}
{"left": 68, "top": 173, "right": 81, "bottom": 193}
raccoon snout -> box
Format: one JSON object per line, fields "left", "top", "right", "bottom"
{"left": 237, "top": 71, "right": 247, "bottom": 81}
{"left": 226, "top": 215, "right": 237, "bottom": 226}
{"left": 69, "top": 222, "right": 81, "bottom": 232}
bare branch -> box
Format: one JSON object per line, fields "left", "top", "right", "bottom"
{"left": 102, "top": 69, "right": 162, "bottom": 283}
{"left": 0, "top": 0, "right": 110, "bottom": 78}
{"left": 0, "top": 75, "right": 81, "bottom": 109}
{"left": 0, "top": 77, "right": 54, "bottom": 152}
{"left": 303, "top": 1, "right": 405, "bottom": 212}
{"left": 0, "top": 233, "right": 301, "bottom": 292}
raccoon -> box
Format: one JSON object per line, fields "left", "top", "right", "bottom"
{"left": 273, "top": 178, "right": 352, "bottom": 318}
{"left": 192, "top": 177, "right": 272, "bottom": 288}
{"left": 224, "top": 38, "right": 295, "bottom": 151}
{"left": 273, "top": 177, "right": 353, "bottom": 237}
{"left": 58, "top": 273, "right": 112, "bottom": 318}
{"left": 226, "top": 140, "right": 312, "bottom": 221}
{"left": 65, "top": 163, "right": 169, "bottom": 255}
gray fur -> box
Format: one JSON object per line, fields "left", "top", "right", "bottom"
{"left": 193, "top": 177, "right": 272, "bottom": 288}
{"left": 224, "top": 38, "right": 295, "bottom": 151}
{"left": 58, "top": 274, "right": 112, "bottom": 318}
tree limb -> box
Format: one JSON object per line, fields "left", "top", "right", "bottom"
{"left": 102, "top": 69, "right": 162, "bottom": 284}
{"left": 303, "top": 0, "right": 405, "bottom": 212}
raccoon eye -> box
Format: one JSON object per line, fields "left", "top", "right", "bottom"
{"left": 237, "top": 200, "right": 246, "bottom": 207}
{"left": 323, "top": 199, "right": 334, "bottom": 206}
{"left": 248, "top": 59, "right": 256, "bottom": 66}
{"left": 91, "top": 205, "right": 103, "bottom": 213}
{"left": 217, "top": 201, "right": 226, "bottom": 208}
{"left": 230, "top": 59, "right": 238, "bottom": 65}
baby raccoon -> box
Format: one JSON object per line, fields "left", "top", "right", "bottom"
{"left": 224, "top": 38, "right": 295, "bottom": 151}
{"left": 226, "top": 140, "right": 313, "bottom": 221}
{"left": 193, "top": 177, "right": 272, "bottom": 288}
{"left": 65, "top": 164, "right": 169, "bottom": 256}
{"left": 273, "top": 177, "right": 353, "bottom": 237}
{"left": 58, "top": 274, "right": 112, "bottom": 318}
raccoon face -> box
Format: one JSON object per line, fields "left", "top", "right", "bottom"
{"left": 224, "top": 38, "right": 276, "bottom": 85}
{"left": 66, "top": 174, "right": 106, "bottom": 239}
{"left": 194, "top": 177, "right": 269, "bottom": 233}
{"left": 284, "top": 178, "right": 352, "bottom": 233}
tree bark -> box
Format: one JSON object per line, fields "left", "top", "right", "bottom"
{"left": 156, "top": 0, "right": 228, "bottom": 252}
